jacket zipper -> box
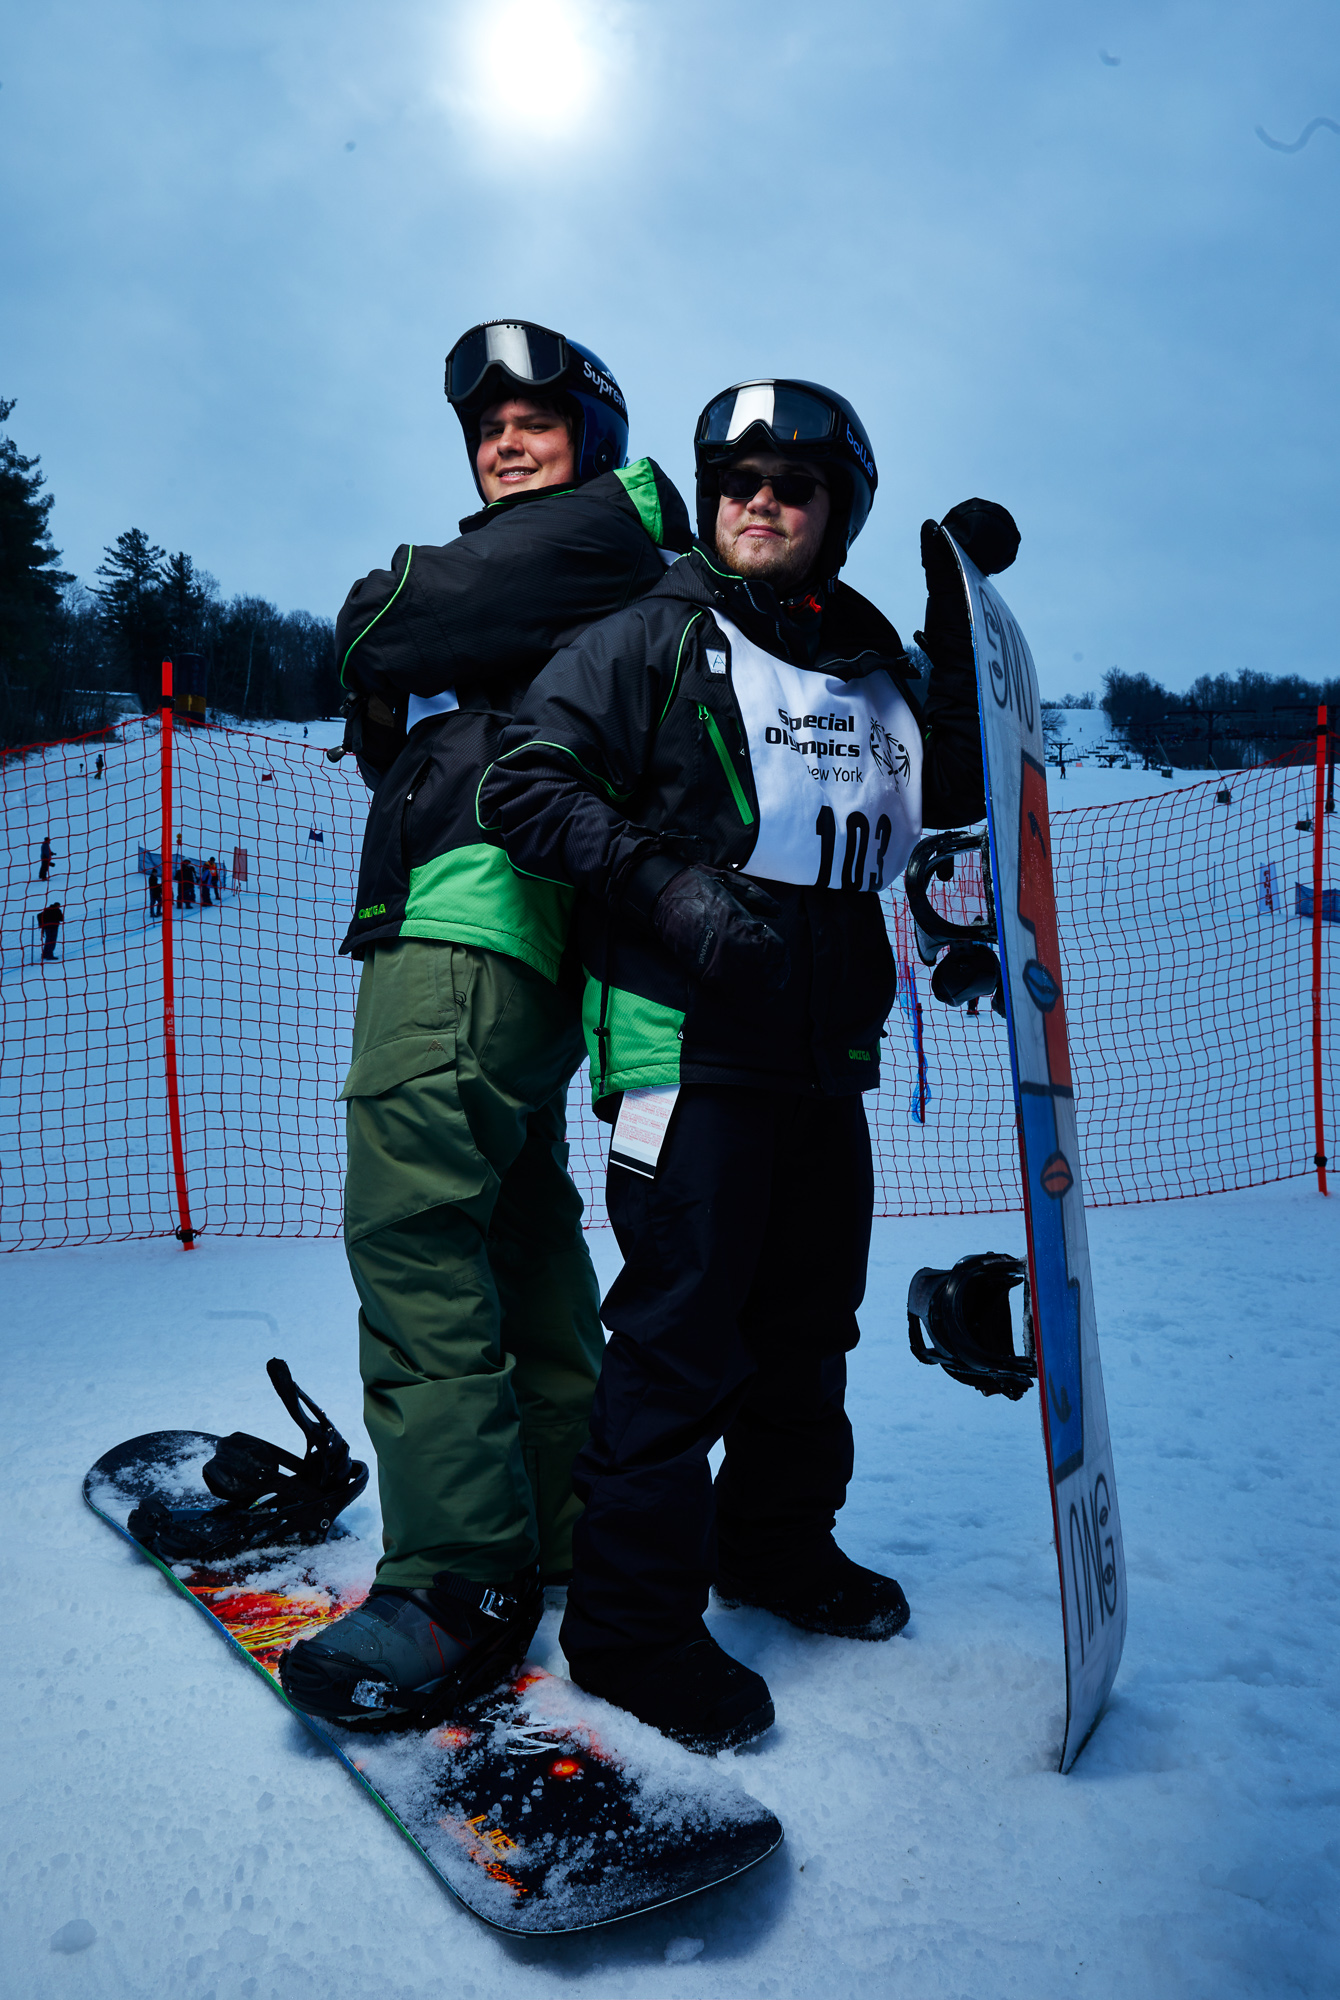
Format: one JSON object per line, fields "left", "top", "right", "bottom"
{"left": 596, "top": 979, "right": 612, "bottom": 1098}
{"left": 698, "top": 704, "right": 755, "bottom": 827}
{"left": 400, "top": 757, "right": 433, "bottom": 874}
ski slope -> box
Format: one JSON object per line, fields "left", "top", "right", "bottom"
{"left": 3, "top": 718, "right": 1333, "bottom": 1246}
{"left": 3, "top": 1181, "right": 1337, "bottom": 1998}
{"left": 2, "top": 723, "right": 1337, "bottom": 1995}
{"left": 0, "top": 717, "right": 364, "bottom": 1244}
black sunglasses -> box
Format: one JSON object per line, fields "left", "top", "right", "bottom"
{"left": 718, "top": 466, "right": 828, "bottom": 507}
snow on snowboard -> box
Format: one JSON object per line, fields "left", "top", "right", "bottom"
{"left": 83, "top": 529, "right": 1120, "bottom": 1953}
{"left": 905, "top": 533, "right": 1127, "bottom": 1772}
{"left": 83, "top": 1425, "right": 782, "bottom": 1935}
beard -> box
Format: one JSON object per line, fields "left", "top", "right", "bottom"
{"left": 716, "top": 523, "right": 817, "bottom": 594}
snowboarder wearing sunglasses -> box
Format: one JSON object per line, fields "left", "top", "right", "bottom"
{"left": 479, "top": 377, "right": 1019, "bottom": 1751}
{"left": 280, "top": 322, "right": 691, "bottom": 1734}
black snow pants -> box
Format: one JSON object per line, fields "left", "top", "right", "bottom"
{"left": 560, "top": 1084, "right": 872, "bottom": 1661}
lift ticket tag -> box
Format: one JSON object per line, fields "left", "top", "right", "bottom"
{"left": 609, "top": 1087, "right": 680, "bottom": 1179}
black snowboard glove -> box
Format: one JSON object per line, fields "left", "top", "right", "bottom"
{"left": 652, "top": 865, "right": 790, "bottom": 993}
{"left": 939, "top": 498, "right": 1020, "bottom": 578}
{"left": 918, "top": 499, "right": 1021, "bottom": 668}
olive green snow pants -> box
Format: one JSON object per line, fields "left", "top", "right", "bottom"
{"left": 341, "top": 939, "right": 604, "bottom": 1590}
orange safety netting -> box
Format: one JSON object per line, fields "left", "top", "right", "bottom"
{"left": 1, "top": 717, "right": 1334, "bottom": 1249}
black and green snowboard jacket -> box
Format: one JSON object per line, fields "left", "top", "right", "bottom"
{"left": 478, "top": 547, "right": 986, "bottom": 1114}
{"left": 337, "top": 459, "right": 692, "bottom": 976}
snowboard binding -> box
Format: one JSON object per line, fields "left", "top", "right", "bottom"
{"left": 903, "top": 831, "right": 1006, "bottom": 1015}
{"left": 906, "top": 1253, "right": 1036, "bottom": 1401}
{"left": 128, "top": 1359, "right": 369, "bottom": 1562}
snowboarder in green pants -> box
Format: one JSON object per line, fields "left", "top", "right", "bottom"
{"left": 281, "top": 321, "right": 691, "bottom": 1732}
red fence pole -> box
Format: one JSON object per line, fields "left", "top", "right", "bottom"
{"left": 1312, "top": 703, "right": 1328, "bottom": 1196}
{"left": 161, "top": 660, "right": 197, "bottom": 1246}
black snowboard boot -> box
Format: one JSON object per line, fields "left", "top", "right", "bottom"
{"left": 566, "top": 1627, "right": 774, "bottom": 1754}
{"left": 278, "top": 1566, "right": 543, "bottom": 1732}
{"left": 715, "top": 1548, "right": 910, "bottom": 1641}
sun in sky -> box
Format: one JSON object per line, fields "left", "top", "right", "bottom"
{"left": 445, "top": 0, "right": 611, "bottom": 147}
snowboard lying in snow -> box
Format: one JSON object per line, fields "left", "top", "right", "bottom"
{"left": 84, "top": 1429, "right": 783, "bottom": 1935}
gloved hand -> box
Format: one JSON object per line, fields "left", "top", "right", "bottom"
{"left": 652, "top": 865, "right": 790, "bottom": 992}
{"left": 919, "top": 499, "right": 1020, "bottom": 661}
{"left": 939, "top": 498, "right": 1020, "bottom": 577}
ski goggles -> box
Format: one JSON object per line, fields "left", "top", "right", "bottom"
{"left": 697, "top": 382, "right": 844, "bottom": 451}
{"left": 445, "top": 321, "right": 568, "bottom": 407}
{"left": 716, "top": 465, "right": 829, "bottom": 507}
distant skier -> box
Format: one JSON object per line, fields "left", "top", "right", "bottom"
{"left": 38, "top": 901, "right": 63, "bottom": 960}
{"left": 148, "top": 868, "right": 162, "bottom": 919}
{"left": 176, "top": 860, "right": 196, "bottom": 910}
{"left": 38, "top": 836, "right": 54, "bottom": 881}
{"left": 94, "top": 753, "right": 104, "bottom": 779}
{"left": 207, "top": 857, "right": 221, "bottom": 904}
{"left": 200, "top": 860, "right": 213, "bottom": 908}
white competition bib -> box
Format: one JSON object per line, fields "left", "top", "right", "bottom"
{"left": 715, "top": 616, "right": 922, "bottom": 892}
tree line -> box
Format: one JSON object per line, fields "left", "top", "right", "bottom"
{"left": 0, "top": 397, "right": 341, "bottom": 750}
{"left": 8, "top": 393, "right": 1335, "bottom": 767}
{"left": 1102, "top": 668, "right": 1340, "bottom": 769}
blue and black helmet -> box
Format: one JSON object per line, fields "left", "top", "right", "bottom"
{"left": 445, "top": 319, "right": 629, "bottom": 498}
{"left": 693, "top": 378, "right": 878, "bottom": 578}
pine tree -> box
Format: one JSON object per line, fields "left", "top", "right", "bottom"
{"left": 0, "top": 397, "right": 75, "bottom": 743}
{"left": 94, "top": 528, "right": 169, "bottom": 707}
{"left": 161, "top": 550, "right": 216, "bottom": 651}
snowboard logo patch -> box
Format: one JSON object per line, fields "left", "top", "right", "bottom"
{"left": 1040, "top": 1150, "right": 1074, "bottom": 1198}
{"left": 1023, "top": 958, "right": 1061, "bottom": 1012}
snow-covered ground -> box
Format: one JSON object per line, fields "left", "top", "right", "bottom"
{"left": 1043, "top": 749, "right": 1221, "bottom": 813}
{"left": 3, "top": 711, "right": 1335, "bottom": 1992}
{"left": 205, "top": 716, "right": 344, "bottom": 749}
{"left": 4, "top": 1176, "right": 1337, "bottom": 1998}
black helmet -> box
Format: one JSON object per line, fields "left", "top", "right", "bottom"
{"left": 693, "top": 378, "right": 878, "bottom": 580}
{"left": 445, "top": 319, "right": 629, "bottom": 500}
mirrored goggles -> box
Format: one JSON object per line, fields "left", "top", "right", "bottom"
{"left": 717, "top": 466, "right": 828, "bottom": 507}
{"left": 698, "top": 382, "right": 839, "bottom": 449}
{"left": 445, "top": 322, "right": 568, "bottom": 406}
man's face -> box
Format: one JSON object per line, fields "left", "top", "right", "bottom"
{"left": 714, "top": 453, "right": 832, "bottom": 592}
{"left": 475, "top": 396, "right": 575, "bottom": 503}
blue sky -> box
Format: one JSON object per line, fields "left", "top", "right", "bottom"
{"left": 2, "top": 0, "right": 1336, "bottom": 699}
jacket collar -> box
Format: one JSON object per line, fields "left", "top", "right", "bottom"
{"left": 458, "top": 481, "right": 578, "bottom": 536}
{"left": 658, "top": 547, "right": 908, "bottom": 680}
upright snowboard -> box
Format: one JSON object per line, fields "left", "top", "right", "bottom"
{"left": 84, "top": 1431, "right": 782, "bottom": 1933}
{"left": 950, "top": 533, "right": 1127, "bottom": 1772}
